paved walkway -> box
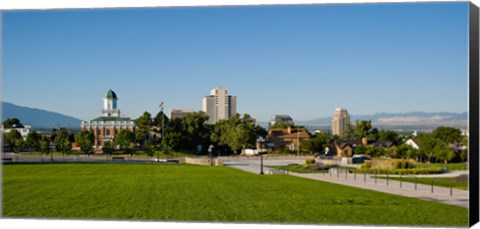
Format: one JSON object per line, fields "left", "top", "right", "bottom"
{"left": 224, "top": 160, "right": 469, "bottom": 208}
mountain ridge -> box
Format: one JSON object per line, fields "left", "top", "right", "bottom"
{"left": 2, "top": 102, "right": 83, "bottom": 129}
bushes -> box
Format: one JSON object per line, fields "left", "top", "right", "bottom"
{"left": 360, "top": 159, "right": 416, "bottom": 170}
{"left": 357, "top": 159, "right": 440, "bottom": 174}
{"left": 305, "top": 158, "right": 316, "bottom": 165}
{"left": 356, "top": 167, "right": 442, "bottom": 175}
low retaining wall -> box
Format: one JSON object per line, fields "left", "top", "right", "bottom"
{"left": 217, "top": 156, "right": 313, "bottom": 162}
{"left": 181, "top": 157, "right": 223, "bottom": 166}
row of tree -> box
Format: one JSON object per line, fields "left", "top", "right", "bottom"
{"left": 134, "top": 111, "right": 267, "bottom": 155}
{"left": 2, "top": 116, "right": 467, "bottom": 164}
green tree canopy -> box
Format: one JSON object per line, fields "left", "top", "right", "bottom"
{"left": 378, "top": 130, "right": 402, "bottom": 146}
{"left": 2, "top": 118, "right": 21, "bottom": 128}
{"left": 102, "top": 141, "right": 115, "bottom": 155}
{"left": 5, "top": 129, "right": 23, "bottom": 153}
{"left": 270, "top": 120, "right": 294, "bottom": 129}
{"left": 54, "top": 129, "right": 73, "bottom": 160}
{"left": 135, "top": 111, "right": 153, "bottom": 145}
{"left": 355, "top": 120, "right": 372, "bottom": 138}
{"left": 340, "top": 122, "right": 356, "bottom": 141}
{"left": 75, "top": 130, "right": 95, "bottom": 156}
{"left": 25, "top": 132, "right": 42, "bottom": 152}
{"left": 431, "top": 126, "right": 462, "bottom": 144}
{"left": 114, "top": 129, "right": 135, "bottom": 153}
{"left": 211, "top": 113, "right": 258, "bottom": 155}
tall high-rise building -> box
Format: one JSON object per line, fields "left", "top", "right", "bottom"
{"left": 202, "top": 87, "right": 237, "bottom": 124}
{"left": 331, "top": 108, "right": 350, "bottom": 136}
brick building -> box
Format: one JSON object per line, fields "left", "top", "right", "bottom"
{"left": 81, "top": 89, "right": 135, "bottom": 150}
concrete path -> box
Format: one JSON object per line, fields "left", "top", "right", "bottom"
{"left": 224, "top": 160, "right": 469, "bottom": 209}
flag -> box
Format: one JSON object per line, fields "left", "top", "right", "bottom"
{"left": 159, "top": 102, "right": 164, "bottom": 110}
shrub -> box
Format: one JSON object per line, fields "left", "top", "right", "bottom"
{"left": 305, "top": 158, "right": 316, "bottom": 165}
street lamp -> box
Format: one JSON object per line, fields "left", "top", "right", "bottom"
{"left": 208, "top": 144, "right": 214, "bottom": 166}
{"left": 259, "top": 151, "right": 267, "bottom": 174}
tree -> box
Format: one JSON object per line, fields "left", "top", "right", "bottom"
{"left": 210, "top": 113, "right": 258, "bottom": 155}
{"left": 114, "top": 129, "right": 135, "bottom": 153}
{"left": 378, "top": 130, "right": 402, "bottom": 146}
{"left": 75, "top": 130, "right": 95, "bottom": 157}
{"left": 306, "top": 131, "right": 330, "bottom": 154}
{"left": 25, "top": 132, "right": 41, "bottom": 152}
{"left": 135, "top": 111, "right": 153, "bottom": 145}
{"left": 416, "top": 134, "right": 441, "bottom": 163}
{"left": 39, "top": 136, "right": 52, "bottom": 161}
{"left": 355, "top": 120, "right": 372, "bottom": 139}
{"left": 431, "top": 126, "right": 462, "bottom": 144}
{"left": 5, "top": 129, "right": 23, "bottom": 153}
{"left": 396, "top": 144, "right": 418, "bottom": 159}
{"left": 270, "top": 120, "right": 294, "bottom": 129}
{"left": 181, "top": 111, "right": 211, "bottom": 153}
{"left": 354, "top": 144, "right": 368, "bottom": 155}
{"left": 434, "top": 142, "right": 456, "bottom": 165}
{"left": 340, "top": 122, "right": 356, "bottom": 141}
{"left": 2, "top": 118, "right": 21, "bottom": 128}
{"left": 54, "top": 129, "right": 73, "bottom": 161}
{"left": 153, "top": 111, "right": 170, "bottom": 137}
{"left": 102, "top": 141, "right": 115, "bottom": 159}
{"left": 143, "top": 142, "right": 155, "bottom": 160}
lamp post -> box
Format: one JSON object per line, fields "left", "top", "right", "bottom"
{"left": 208, "top": 145, "right": 214, "bottom": 166}
{"left": 259, "top": 152, "right": 267, "bottom": 174}
{"left": 257, "top": 137, "right": 267, "bottom": 175}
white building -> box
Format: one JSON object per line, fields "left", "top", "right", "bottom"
{"left": 1, "top": 124, "right": 32, "bottom": 140}
{"left": 331, "top": 108, "right": 350, "bottom": 136}
{"left": 81, "top": 89, "right": 135, "bottom": 149}
{"left": 202, "top": 87, "right": 237, "bottom": 124}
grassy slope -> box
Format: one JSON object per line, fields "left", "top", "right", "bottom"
{"left": 2, "top": 164, "right": 468, "bottom": 226}
{"left": 376, "top": 176, "right": 468, "bottom": 190}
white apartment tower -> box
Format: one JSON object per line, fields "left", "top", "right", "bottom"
{"left": 203, "top": 87, "right": 237, "bottom": 124}
{"left": 331, "top": 108, "right": 350, "bottom": 136}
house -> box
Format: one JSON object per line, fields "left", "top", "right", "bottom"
{"left": 405, "top": 138, "right": 421, "bottom": 149}
{"left": 266, "top": 126, "right": 310, "bottom": 152}
{"left": 1, "top": 123, "right": 32, "bottom": 140}
{"left": 329, "top": 137, "right": 397, "bottom": 157}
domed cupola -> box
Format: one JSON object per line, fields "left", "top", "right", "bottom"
{"left": 102, "top": 89, "right": 120, "bottom": 117}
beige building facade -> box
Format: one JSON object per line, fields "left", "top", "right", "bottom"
{"left": 331, "top": 108, "right": 350, "bottom": 136}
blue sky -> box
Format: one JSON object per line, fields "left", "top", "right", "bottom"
{"left": 2, "top": 2, "right": 469, "bottom": 122}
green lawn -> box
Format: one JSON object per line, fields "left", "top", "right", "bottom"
{"left": 417, "top": 163, "right": 468, "bottom": 171}
{"left": 2, "top": 164, "right": 468, "bottom": 226}
{"left": 376, "top": 176, "right": 468, "bottom": 190}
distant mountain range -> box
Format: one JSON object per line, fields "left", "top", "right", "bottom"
{"left": 1, "top": 101, "right": 469, "bottom": 131}
{"left": 298, "top": 112, "right": 468, "bottom": 126}
{"left": 2, "top": 102, "right": 83, "bottom": 129}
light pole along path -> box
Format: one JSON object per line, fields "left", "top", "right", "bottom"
{"left": 224, "top": 159, "right": 469, "bottom": 209}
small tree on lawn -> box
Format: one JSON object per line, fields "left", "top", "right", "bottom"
{"left": 75, "top": 130, "right": 95, "bottom": 159}
{"left": 143, "top": 142, "right": 155, "bottom": 161}
{"left": 25, "top": 132, "right": 41, "bottom": 152}
{"left": 114, "top": 129, "right": 135, "bottom": 154}
{"left": 5, "top": 129, "right": 24, "bottom": 154}
{"left": 39, "top": 136, "right": 51, "bottom": 161}
{"left": 102, "top": 141, "right": 115, "bottom": 160}
{"left": 54, "top": 129, "right": 73, "bottom": 161}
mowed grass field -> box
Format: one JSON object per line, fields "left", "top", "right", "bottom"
{"left": 2, "top": 164, "right": 468, "bottom": 226}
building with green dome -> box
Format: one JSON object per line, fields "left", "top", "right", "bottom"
{"left": 81, "top": 89, "right": 135, "bottom": 150}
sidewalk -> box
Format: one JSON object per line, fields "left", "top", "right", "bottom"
{"left": 226, "top": 161, "right": 469, "bottom": 209}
